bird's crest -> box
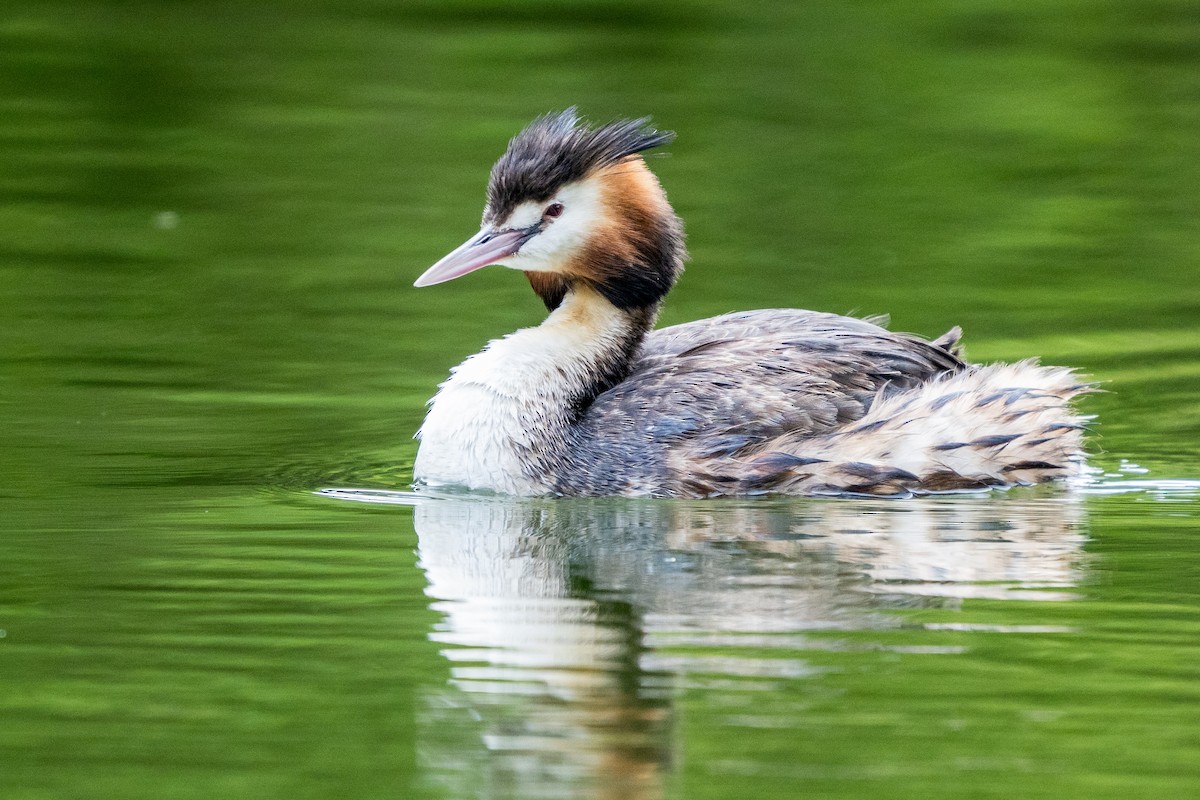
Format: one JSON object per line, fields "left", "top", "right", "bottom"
{"left": 485, "top": 108, "right": 674, "bottom": 223}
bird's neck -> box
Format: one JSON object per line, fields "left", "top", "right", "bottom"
{"left": 414, "top": 287, "right": 656, "bottom": 494}
{"left": 538, "top": 286, "right": 658, "bottom": 410}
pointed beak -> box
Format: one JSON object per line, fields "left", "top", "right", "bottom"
{"left": 413, "top": 226, "right": 535, "bottom": 288}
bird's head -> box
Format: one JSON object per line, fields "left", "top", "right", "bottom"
{"left": 414, "top": 109, "right": 685, "bottom": 312}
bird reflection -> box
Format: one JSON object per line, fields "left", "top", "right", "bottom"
{"left": 410, "top": 493, "right": 1086, "bottom": 800}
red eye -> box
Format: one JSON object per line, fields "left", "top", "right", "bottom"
{"left": 544, "top": 202, "right": 564, "bottom": 219}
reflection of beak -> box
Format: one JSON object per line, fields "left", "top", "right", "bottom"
{"left": 414, "top": 226, "right": 536, "bottom": 287}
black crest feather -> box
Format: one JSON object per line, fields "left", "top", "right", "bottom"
{"left": 485, "top": 108, "right": 674, "bottom": 223}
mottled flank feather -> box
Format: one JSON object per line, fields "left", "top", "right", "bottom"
{"left": 687, "top": 361, "right": 1093, "bottom": 498}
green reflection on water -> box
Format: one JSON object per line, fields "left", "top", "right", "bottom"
{"left": 2, "top": 1, "right": 1199, "bottom": 798}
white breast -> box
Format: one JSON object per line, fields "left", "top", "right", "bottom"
{"left": 414, "top": 292, "right": 638, "bottom": 495}
{"left": 415, "top": 340, "right": 548, "bottom": 494}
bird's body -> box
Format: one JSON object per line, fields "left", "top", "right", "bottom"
{"left": 412, "top": 111, "right": 1090, "bottom": 498}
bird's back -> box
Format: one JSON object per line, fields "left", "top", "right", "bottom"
{"left": 556, "top": 310, "right": 1087, "bottom": 497}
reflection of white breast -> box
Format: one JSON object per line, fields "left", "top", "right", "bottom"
{"left": 416, "top": 500, "right": 631, "bottom": 689}
{"left": 417, "top": 500, "right": 569, "bottom": 600}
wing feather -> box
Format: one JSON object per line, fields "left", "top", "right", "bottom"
{"left": 557, "top": 311, "right": 963, "bottom": 494}
{"left": 586, "top": 309, "right": 961, "bottom": 441}
{"left": 554, "top": 311, "right": 964, "bottom": 494}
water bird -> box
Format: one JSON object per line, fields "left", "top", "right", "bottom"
{"left": 412, "top": 110, "right": 1090, "bottom": 498}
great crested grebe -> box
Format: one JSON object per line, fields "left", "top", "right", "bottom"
{"left": 412, "top": 110, "right": 1091, "bottom": 498}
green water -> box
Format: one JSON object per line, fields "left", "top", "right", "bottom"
{"left": 3, "top": 1, "right": 1199, "bottom": 798}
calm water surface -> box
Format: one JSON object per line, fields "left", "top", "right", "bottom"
{"left": 3, "top": 1, "right": 1199, "bottom": 798}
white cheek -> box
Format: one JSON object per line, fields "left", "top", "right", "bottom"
{"left": 500, "top": 180, "right": 604, "bottom": 274}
